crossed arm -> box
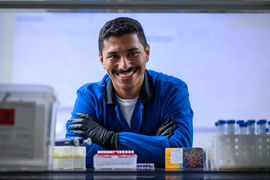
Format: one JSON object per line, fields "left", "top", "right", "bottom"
{"left": 68, "top": 112, "right": 178, "bottom": 150}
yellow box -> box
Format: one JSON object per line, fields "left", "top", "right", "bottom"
{"left": 165, "top": 148, "right": 204, "bottom": 169}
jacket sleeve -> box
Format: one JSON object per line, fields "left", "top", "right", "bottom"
{"left": 118, "top": 84, "right": 193, "bottom": 168}
{"left": 65, "top": 88, "right": 105, "bottom": 168}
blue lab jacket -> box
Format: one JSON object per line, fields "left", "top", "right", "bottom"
{"left": 66, "top": 69, "right": 193, "bottom": 167}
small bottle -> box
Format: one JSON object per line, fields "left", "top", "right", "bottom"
{"left": 257, "top": 119, "right": 267, "bottom": 135}
{"left": 239, "top": 123, "right": 247, "bottom": 135}
{"left": 218, "top": 120, "right": 225, "bottom": 134}
{"left": 237, "top": 120, "right": 245, "bottom": 134}
{"left": 246, "top": 120, "right": 255, "bottom": 135}
{"left": 268, "top": 121, "right": 270, "bottom": 134}
{"left": 215, "top": 122, "right": 219, "bottom": 134}
{"left": 225, "top": 120, "right": 235, "bottom": 134}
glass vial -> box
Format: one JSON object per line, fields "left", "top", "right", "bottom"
{"left": 257, "top": 119, "right": 267, "bottom": 135}
{"left": 246, "top": 120, "right": 255, "bottom": 135}
{"left": 225, "top": 120, "right": 235, "bottom": 134}
{"left": 218, "top": 120, "right": 225, "bottom": 134}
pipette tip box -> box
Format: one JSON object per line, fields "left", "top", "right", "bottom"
{"left": 54, "top": 146, "right": 86, "bottom": 169}
{"left": 94, "top": 150, "right": 137, "bottom": 169}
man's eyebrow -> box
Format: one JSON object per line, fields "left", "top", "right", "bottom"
{"left": 127, "top": 48, "right": 139, "bottom": 52}
{"left": 106, "top": 51, "right": 118, "bottom": 55}
{"left": 106, "top": 48, "right": 139, "bottom": 55}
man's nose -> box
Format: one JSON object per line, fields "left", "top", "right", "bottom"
{"left": 118, "top": 56, "right": 130, "bottom": 71}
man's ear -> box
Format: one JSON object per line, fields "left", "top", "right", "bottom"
{"left": 99, "top": 53, "right": 106, "bottom": 69}
{"left": 145, "top": 44, "right": 150, "bottom": 62}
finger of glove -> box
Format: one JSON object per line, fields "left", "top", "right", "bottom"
{"left": 166, "top": 132, "right": 174, "bottom": 138}
{"left": 70, "top": 130, "right": 85, "bottom": 136}
{"left": 158, "top": 123, "right": 178, "bottom": 136}
{"left": 76, "top": 112, "right": 91, "bottom": 119}
{"left": 163, "top": 124, "right": 178, "bottom": 135}
{"left": 161, "top": 117, "right": 171, "bottom": 126}
{"left": 155, "top": 118, "right": 171, "bottom": 135}
{"left": 68, "top": 124, "right": 88, "bottom": 131}
{"left": 69, "top": 118, "right": 88, "bottom": 124}
{"left": 156, "top": 120, "right": 177, "bottom": 135}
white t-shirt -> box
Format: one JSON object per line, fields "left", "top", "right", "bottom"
{"left": 115, "top": 94, "right": 139, "bottom": 129}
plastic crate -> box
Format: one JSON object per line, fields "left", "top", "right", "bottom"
{"left": 213, "top": 134, "right": 270, "bottom": 169}
{"left": 0, "top": 84, "right": 59, "bottom": 171}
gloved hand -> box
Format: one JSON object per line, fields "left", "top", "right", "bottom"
{"left": 155, "top": 117, "right": 178, "bottom": 138}
{"left": 68, "top": 112, "right": 119, "bottom": 150}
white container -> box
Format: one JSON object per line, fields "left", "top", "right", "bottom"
{"left": 94, "top": 150, "right": 137, "bottom": 169}
{"left": 54, "top": 146, "right": 86, "bottom": 169}
{"left": 0, "top": 84, "right": 59, "bottom": 171}
{"left": 213, "top": 134, "right": 270, "bottom": 170}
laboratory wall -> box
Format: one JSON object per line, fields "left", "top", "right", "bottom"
{"left": 1, "top": 13, "right": 270, "bottom": 148}
{"left": 0, "top": 13, "right": 13, "bottom": 84}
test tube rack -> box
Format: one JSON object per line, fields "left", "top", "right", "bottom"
{"left": 210, "top": 134, "right": 270, "bottom": 170}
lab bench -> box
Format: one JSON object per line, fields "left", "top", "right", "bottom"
{"left": 1, "top": 168, "right": 270, "bottom": 180}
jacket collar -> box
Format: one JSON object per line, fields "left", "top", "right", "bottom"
{"left": 106, "top": 70, "right": 155, "bottom": 105}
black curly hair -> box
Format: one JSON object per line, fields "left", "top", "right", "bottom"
{"left": 98, "top": 17, "right": 147, "bottom": 56}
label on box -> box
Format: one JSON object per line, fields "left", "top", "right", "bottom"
{"left": 0, "top": 102, "right": 35, "bottom": 160}
{"left": 165, "top": 148, "right": 204, "bottom": 169}
{"left": 170, "top": 149, "right": 183, "bottom": 163}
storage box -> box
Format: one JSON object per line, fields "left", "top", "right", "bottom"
{"left": 54, "top": 146, "right": 86, "bottom": 169}
{"left": 94, "top": 150, "right": 137, "bottom": 169}
{"left": 0, "top": 84, "right": 59, "bottom": 171}
{"left": 213, "top": 134, "right": 270, "bottom": 170}
{"left": 165, "top": 148, "right": 204, "bottom": 169}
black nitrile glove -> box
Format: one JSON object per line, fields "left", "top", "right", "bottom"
{"left": 68, "top": 112, "right": 119, "bottom": 150}
{"left": 155, "top": 117, "right": 178, "bottom": 138}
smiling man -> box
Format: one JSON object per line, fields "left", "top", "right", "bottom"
{"left": 66, "top": 17, "right": 194, "bottom": 168}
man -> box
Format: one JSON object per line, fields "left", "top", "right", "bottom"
{"left": 66, "top": 17, "right": 193, "bottom": 168}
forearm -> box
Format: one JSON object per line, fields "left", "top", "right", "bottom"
{"left": 118, "top": 132, "right": 170, "bottom": 167}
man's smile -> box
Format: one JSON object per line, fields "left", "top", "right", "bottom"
{"left": 114, "top": 67, "right": 140, "bottom": 79}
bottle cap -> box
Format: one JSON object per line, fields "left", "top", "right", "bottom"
{"left": 268, "top": 121, "right": 270, "bottom": 125}
{"left": 257, "top": 119, "right": 267, "bottom": 125}
{"left": 246, "top": 120, "right": 255, "bottom": 125}
{"left": 218, "top": 120, "right": 225, "bottom": 124}
{"left": 237, "top": 120, "right": 245, "bottom": 125}
{"left": 239, "top": 123, "right": 247, "bottom": 127}
{"left": 215, "top": 122, "right": 219, "bottom": 126}
{"left": 226, "top": 120, "right": 235, "bottom": 124}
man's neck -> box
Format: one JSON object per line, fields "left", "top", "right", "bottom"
{"left": 114, "top": 85, "right": 142, "bottom": 99}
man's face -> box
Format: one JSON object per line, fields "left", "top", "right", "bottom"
{"left": 99, "top": 33, "right": 150, "bottom": 98}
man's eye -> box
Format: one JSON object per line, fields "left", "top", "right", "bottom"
{"left": 130, "top": 52, "right": 138, "bottom": 56}
{"left": 109, "top": 55, "right": 118, "bottom": 59}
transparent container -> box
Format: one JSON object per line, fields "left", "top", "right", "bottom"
{"left": 54, "top": 146, "right": 86, "bottom": 169}
{"left": 0, "top": 84, "right": 59, "bottom": 171}
{"left": 215, "top": 122, "right": 219, "bottom": 134}
{"left": 246, "top": 120, "right": 256, "bottom": 135}
{"left": 236, "top": 120, "right": 245, "bottom": 135}
{"left": 238, "top": 123, "right": 247, "bottom": 135}
{"left": 226, "top": 120, "right": 235, "bottom": 134}
{"left": 94, "top": 150, "right": 137, "bottom": 169}
{"left": 268, "top": 121, "right": 270, "bottom": 135}
{"left": 213, "top": 134, "right": 270, "bottom": 170}
{"left": 218, "top": 120, "right": 225, "bottom": 134}
{"left": 257, "top": 120, "right": 267, "bottom": 135}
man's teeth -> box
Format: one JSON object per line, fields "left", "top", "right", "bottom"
{"left": 118, "top": 71, "right": 134, "bottom": 78}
